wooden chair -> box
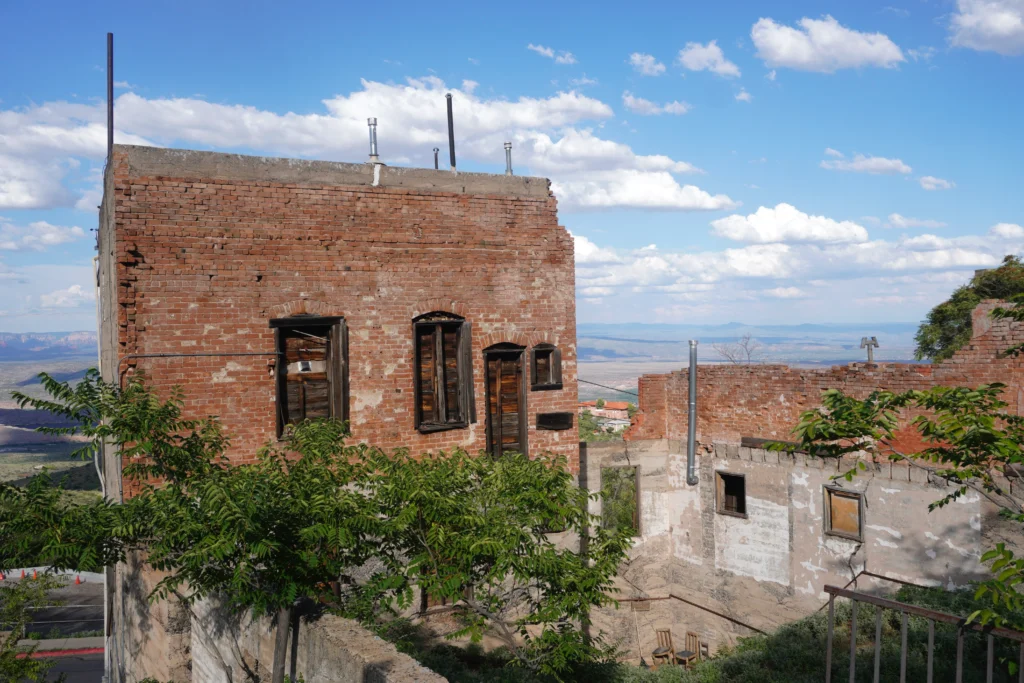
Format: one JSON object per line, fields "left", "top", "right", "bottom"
{"left": 651, "top": 628, "right": 677, "bottom": 669}
{"left": 678, "top": 631, "right": 701, "bottom": 668}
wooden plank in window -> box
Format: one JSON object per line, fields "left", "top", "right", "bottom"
{"left": 829, "top": 490, "right": 861, "bottom": 538}
{"left": 458, "top": 321, "right": 475, "bottom": 423}
{"left": 443, "top": 328, "right": 460, "bottom": 423}
{"left": 416, "top": 326, "right": 437, "bottom": 425}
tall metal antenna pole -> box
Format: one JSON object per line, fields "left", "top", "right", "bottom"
{"left": 107, "top": 33, "right": 114, "bottom": 159}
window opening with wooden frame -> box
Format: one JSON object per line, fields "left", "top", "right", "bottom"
{"left": 824, "top": 486, "right": 863, "bottom": 541}
{"left": 600, "top": 465, "right": 641, "bottom": 537}
{"left": 484, "top": 343, "right": 527, "bottom": 458}
{"left": 530, "top": 343, "right": 563, "bottom": 391}
{"left": 270, "top": 316, "right": 348, "bottom": 438}
{"left": 715, "top": 471, "right": 747, "bottom": 518}
{"left": 413, "top": 312, "right": 475, "bottom": 433}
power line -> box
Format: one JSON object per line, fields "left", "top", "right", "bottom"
{"left": 577, "top": 378, "right": 639, "bottom": 397}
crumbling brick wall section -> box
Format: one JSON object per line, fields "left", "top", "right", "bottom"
{"left": 626, "top": 302, "right": 1024, "bottom": 449}
{"left": 100, "top": 145, "right": 578, "bottom": 476}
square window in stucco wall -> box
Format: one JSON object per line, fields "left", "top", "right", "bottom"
{"left": 825, "top": 487, "right": 863, "bottom": 541}
{"left": 715, "top": 471, "right": 747, "bottom": 518}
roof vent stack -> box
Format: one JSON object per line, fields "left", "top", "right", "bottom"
{"left": 504, "top": 142, "right": 513, "bottom": 176}
{"left": 446, "top": 93, "right": 457, "bottom": 172}
{"left": 367, "top": 118, "right": 379, "bottom": 163}
{"left": 433, "top": 147, "right": 440, "bottom": 170}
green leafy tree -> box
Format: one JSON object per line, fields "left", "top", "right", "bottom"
{"left": 778, "top": 383, "right": 1024, "bottom": 632}
{"left": 595, "top": 398, "right": 605, "bottom": 409}
{"left": 0, "top": 574, "right": 67, "bottom": 682}
{"left": 600, "top": 467, "right": 638, "bottom": 536}
{"left": 915, "top": 255, "right": 1024, "bottom": 361}
{"left": 361, "top": 448, "right": 632, "bottom": 679}
{"left": 6, "top": 371, "right": 630, "bottom": 682}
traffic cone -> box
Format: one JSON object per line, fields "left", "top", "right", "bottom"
{"left": 32, "top": 569, "right": 37, "bottom": 580}
{"left": 21, "top": 570, "right": 26, "bottom": 579}
{"left": 75, "top": 575, "right": 82, "bottom": 585}
{"left": 0, "top": 572, "right": 5, "bottom": 580}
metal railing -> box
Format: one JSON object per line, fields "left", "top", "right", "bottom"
{"left": 825, "top": 584, "right": 1024, "bottom": 683}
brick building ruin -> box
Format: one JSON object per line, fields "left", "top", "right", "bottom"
{"left": 96, "top": 144, "right": 578, "bottom": 681}
{"left": 93, "top": 144, "right": 1023, "bottom": 679}
{"left": 588, "top": 301, "right": 1024, "bottom": 659}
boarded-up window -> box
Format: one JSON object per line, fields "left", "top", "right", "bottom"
{"left": 413, "top": 313, "right": 474, "bottom": 433}
{"left": 825, "top": 487, "right": 863, "bottom": 540}
{"left": 601, "top": 466, "right": 640, "bottom": 536}
{"left": 716, "top": 471, "right": 746, "bottom": 517}
{"left": 530, "top": 343, "right": 563, "bottom": 391}
{"left": 271, "top": 316, "right": 348, "bottom": 437}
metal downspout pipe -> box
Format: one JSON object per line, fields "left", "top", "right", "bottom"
{"left": 687, "top": 340, "right": 699, "bottom": 486}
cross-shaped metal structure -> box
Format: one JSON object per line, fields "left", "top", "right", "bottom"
{"left": 860, "top": 336, "right": 879, "bottom": 363}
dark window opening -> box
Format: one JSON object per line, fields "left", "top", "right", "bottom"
{"left": 601, "top": 466, "right": 641, "bottom": 536}
{"left": 716, "top": 471, "right": 746, "bottom": 518}
{"left": 271, "top": 316, "right": 348, "bottom": 438}
{"left": 414, "top": 312, "right": 474, "bottom": 433}
{"left": 530, "top": 343, "right": 563, "bottom": 391}
{"left": 825, "top": 487, "right": 863, "bottom": 541}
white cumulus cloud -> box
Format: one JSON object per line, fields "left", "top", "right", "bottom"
{"left": 919, "top": 175, "right": 956, "bottom": 190}
{"left": 887, "top": 213, "right": 948, "bottom": 229}
{"left": 711, "top": 203, "right": 869, "bottom": 244}
{"left": 735, "top": 89, "right": 753, "bottom": 103}
{"left": 821, "top": 152, "right": 912, "bottom": 175}
{"left": 950, "top": 0, "right": 1024, "bottom": 55}
{"left": 677, "top": 40, "right": 741, "bottom": 77}
{"left": 628, "top": 53, "right": 666, "bottom": 76}
{"left": 40, "top": 284, "right": 94, "bottom": 308}
{"left": 527, "top": 44, "right": 577, "bottom": 64}
{"left": 764, "top": 286, "right": 809, "bottom": 298}
{"left": 0, "top": 220, "right": 86, "bottom": 251}
{"left": 751, "top": 15, "right": 905, "bottom": 72}
{"left": 622, "top": 91, "right": 691, "bottom": 115}
{"left": 991, "top": 222, "right": 1024, "bottom": 238}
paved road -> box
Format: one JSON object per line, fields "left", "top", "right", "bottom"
{"left": 21, "top": 579, "right": 104, "bottom": 637}
{"left": 44, "top": 652, "right": 104, "bottom": 682}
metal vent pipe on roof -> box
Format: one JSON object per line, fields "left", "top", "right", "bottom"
{"left": 433, "top": 147, "right": 439, "bottom": 170}
{"left": 504, "top": 142, "right": 513, "bottom": 175}
{"left": 446, "top": 93, "right": 457, "bottom": 172}
{"left": 107, "top": 33, "right": 114, "bottom": 160}
{"left": 686, "top": 340, "right": 699, "bottom": 486}
{"left": 367, "top": 118, "right": 379, "bottom": 162}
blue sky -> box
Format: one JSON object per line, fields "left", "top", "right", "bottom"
{"left": 1, "top": 0, "right": 1022, "bottom": 332}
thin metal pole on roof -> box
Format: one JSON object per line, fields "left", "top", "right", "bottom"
{"left": 107, "top": 33, "right": 113, "bottom": 159}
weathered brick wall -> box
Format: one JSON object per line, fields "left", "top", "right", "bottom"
{"left": 100, "top": 145, "right": 578, "bottom": 478}
{"left": 626, "top": 302, "right": 1024, "bottom": 449}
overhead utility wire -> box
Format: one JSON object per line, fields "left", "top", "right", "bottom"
{"left": 576, "top": 379, "right": 639, "bottom": 397}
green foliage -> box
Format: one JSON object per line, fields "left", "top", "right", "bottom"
{"left": 579, "top": 410, "right": 619, "bottom": 443}
{"left": 5, "top": 370, "right": 632, "bottom": 680}
{"left": 600, "top": 467, "right": 638, "bottom": 536}
{"left": 0, "top": 574, "right": 67, "bottom": 682}
{"left": 596, "top": 399, "right": 606, "bottom": 409}
{"left": 779, "top": 383, "right": 1024, "bottom": 629}
{"left": 361, "top": 447, "right": 633, "bottom": 678}
{"left": 627, "top": 403, "right": 638, "bottom": 420}
{"left": 915, "top": 255, "right": 1024, "bottom": 361}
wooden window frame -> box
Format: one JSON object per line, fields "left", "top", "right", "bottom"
{"left": 600, "top": 465, "right": 642, "bottom": 537}
{"left": 530, "top": 343, "right": 563, "bottom": 391}
{"left": 412, "top": 313, "right": 475, "bottom": 434}
{"left": 483, "top": 343, "right": 528, "bottom": 458}
{"left": 824, "top": 486, "right": 864, "bottom": 542}
{"left": 715, "top": 471, "right": 747, "bottom": 519}
{"left": 270, "top": 315, "right": 348, "bottom": 439}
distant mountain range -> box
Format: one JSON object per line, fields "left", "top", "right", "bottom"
{"left": 578, "top": 321, "right": 922, "bottom": 364}
{"left": 0, "top": 332, "right": 98, "bottom": 361}
{"left": 0, "top": 322, "right": 922, "bottom": 366}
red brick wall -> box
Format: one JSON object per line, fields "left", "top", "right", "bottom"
{"left": 626, "top": 302, "right": 1024, "bottom": 450}
{"left": 102, "top": 147, "right": 578, "bottom": 476}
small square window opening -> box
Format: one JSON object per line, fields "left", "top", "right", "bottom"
{"left": 825, "top": 487, "right": 863, "bottom": 541}
{"left": 716, "top": 471, "right": 747, "bottom": 517}
{"left": 530, "top": 343, "right": 563, "bottom": 391}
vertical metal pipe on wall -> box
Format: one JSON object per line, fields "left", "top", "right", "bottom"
{"left": 687, "top": 340, "right": 699, "bottom": 485}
